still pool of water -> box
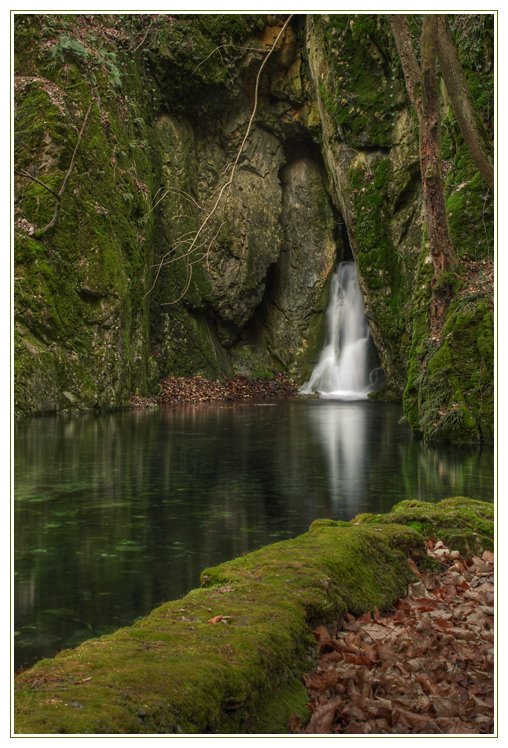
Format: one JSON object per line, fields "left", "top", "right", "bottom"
{"left": 14, "top": 399, "right": 494, "bottom": 670}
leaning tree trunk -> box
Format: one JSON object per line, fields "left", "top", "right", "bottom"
{"left": 390, "top": 14, "right": 457, "bottom": 331}
{"left": 436, "top": 14, "right": 494, "bottom": 192}
{"left": 420, "top": 15, "right": 457, "bottom": 328}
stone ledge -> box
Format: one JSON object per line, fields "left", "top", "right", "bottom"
{"left": 14, "top": 497, "right": 493, "bottom": 735}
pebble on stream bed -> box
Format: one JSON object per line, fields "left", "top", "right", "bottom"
{"left": 291, "top": 540, "right": 494, "bottom": 735}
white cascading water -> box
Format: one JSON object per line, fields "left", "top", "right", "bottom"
{"left": 300, "top": 261, "right": 373, "bottom": 400}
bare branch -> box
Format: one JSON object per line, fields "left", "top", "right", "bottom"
{"left": 147, "top": 15, "right": 294, "bottom": 304}
{"left": 192, "top": 44, "right": 228, "bottom": 75}
{"left": 27, "top": 100, "right": 93, "bottom": 239}
{"left": 133, "top": 19, "right": 156, "bottom": 53}
{"left": 14, "top": 169, "right": 60, "bottom": 200}
{"left": 191, "top": 42, "right": 281, "bottom": 76}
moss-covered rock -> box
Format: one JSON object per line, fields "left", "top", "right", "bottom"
{"left": 353, "top": 497, "right": 494, "bottom": 556}
{"left": 15, "top": 520, "right": 424, "bottom": 734}
{"left": 15, "top": 496, "right": 493, "bottom": 734}
{"left": 14, "top": 15, "right": 157, "bottom": 413}
{"left": 14, "top": 14, "right": 346, "bottom": 411}
{"left": 306, "top": 13, "right": 493, "bottom": 441}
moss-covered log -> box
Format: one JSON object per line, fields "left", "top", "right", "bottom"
{"left": 15, "top": 522, "right": 424, "bottom": 734}
{"left": 14, "top": 496, "right": 493, "bottom": 735}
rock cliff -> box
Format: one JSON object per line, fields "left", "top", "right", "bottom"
{"left": 14, "top": 13, "right": 493, "bottom": 442}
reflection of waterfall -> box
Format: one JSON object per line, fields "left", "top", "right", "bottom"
{"left": 300, "top": 261, "right": 375, "bottom": 400}
{"left": 308, "top": 402, "right": 368, "bottom": 512}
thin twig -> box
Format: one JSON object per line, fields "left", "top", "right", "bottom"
{"left": 148, "top": 15, "right": 293, "bottom": 304}
{"left": 57, "top": 102, "right": 93, "bottom": 200}
{"left": 191, "top": 42, "right": 280, "bottom": 75}
{"left": 14, "top": 169, "right": 60, "bottom": 200}
{"left": 133, "top": 19, "right": 155, "bottom": 53}
{"left": 27, "top": 101, "right": 93, "bottom": 238}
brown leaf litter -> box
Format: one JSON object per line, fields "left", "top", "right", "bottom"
{"left": 291, "top": 540, "right": 494, "bottom": 735}
{"left": 131, "top": 373, "right": 298, "bottom": 408}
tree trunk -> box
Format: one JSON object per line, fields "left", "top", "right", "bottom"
{"left": 436, "top": 14, "right": 494, "bottom": 191}
{"left": 389, "top": 15, "right": 422, "bottom": 115}
{"left": 420, "top": 16, "right": 455, "bottom": 275}
{"left": 420, "top": 15, "right": 456, "bottom": 329}
{"left": 391, "top": 15, "right": 457, "bottom": 330}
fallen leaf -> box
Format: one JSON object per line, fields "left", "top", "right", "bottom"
{"left": 207, "top": 615, "right": 232, "bottom": 624}
{"left": 293, "top": 542, "right": 494, "bottom": 735}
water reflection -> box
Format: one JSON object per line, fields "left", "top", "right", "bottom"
{"left": 308, "top": 402, "right": 366, "bottom": 512}
{"left": 14, "top": 400, "right": 493, "bottom": 669}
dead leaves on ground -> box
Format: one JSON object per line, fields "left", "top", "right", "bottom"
{"left": 292, "top": 541, "right": 494, "bottom": 735}
{"left": 131, "top": 374, "right": 297, "bottom": 408}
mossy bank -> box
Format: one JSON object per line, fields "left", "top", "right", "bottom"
{"left": 14, "top": 14, "right": 493, "bottom": 443}
{"left": 14, "top": 497, "right": 492, "bottom": 735}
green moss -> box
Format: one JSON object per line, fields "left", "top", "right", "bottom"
{"left": 403, "top": 267, "right": 493, "bottom": 444}
{"left": 159, "top": 307, "right": 232, "bottom": 379}
{"left": 14, "top": 16, "right": 158, "bottom": 413}
{"left": 449, "top": 15, "right": 494, "bottom": 134}
{"left": 347, "top": 157, "right": 409, "bottom": 385}
{"left": 353, "top": 497, "right": 493, "bottom": 556}
{"left": 231, "top": 344, "right": 280, "bottom": 379}
{"left": 147, "top": 14, "right": 267, "bottom": 110}
{"left": 15, "top": 520, "right": 423, "bottom": 734}
{"left": 446, "top": 169, "right": 493, "bottom": 262}
{"left": 317, "top": 15, "right": 403, "bottom": 148}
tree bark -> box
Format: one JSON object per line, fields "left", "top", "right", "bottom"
{"left": 436, "top": 14, "right": 494, "bottom": 191}
{"left": 391, "top": 15, "right": 457, "bottom": 330}
{"left": 390, "top": 15, "right": 422, "bottom": 116}
{"left": 420, "top": 16, "right": 456, "bottom": 276}
{"left": 420, "top": 15, "right": 456, "bottom": 328}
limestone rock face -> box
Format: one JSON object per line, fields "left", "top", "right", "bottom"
{"left": 148, "top": 17, "right": 340, "bottom": 381}
{"left": 249, "top": 153, "right": 338, "bottom": 379}
{"left": 207, "top": 127, "right": 285, "bottom": 334}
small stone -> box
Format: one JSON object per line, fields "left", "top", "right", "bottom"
{"left": 408, "top": 581, "right": 429, "bottom": 598}
{"left": 434, "top": 548, "right": 450, "bottom": 559}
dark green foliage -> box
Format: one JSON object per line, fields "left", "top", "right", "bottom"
{"left": 50, "top": 34, "right": 89, "bottom": 62}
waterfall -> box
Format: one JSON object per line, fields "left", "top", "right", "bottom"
{"left": 300, "top": 261, "right": 375, "bottom": 401}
